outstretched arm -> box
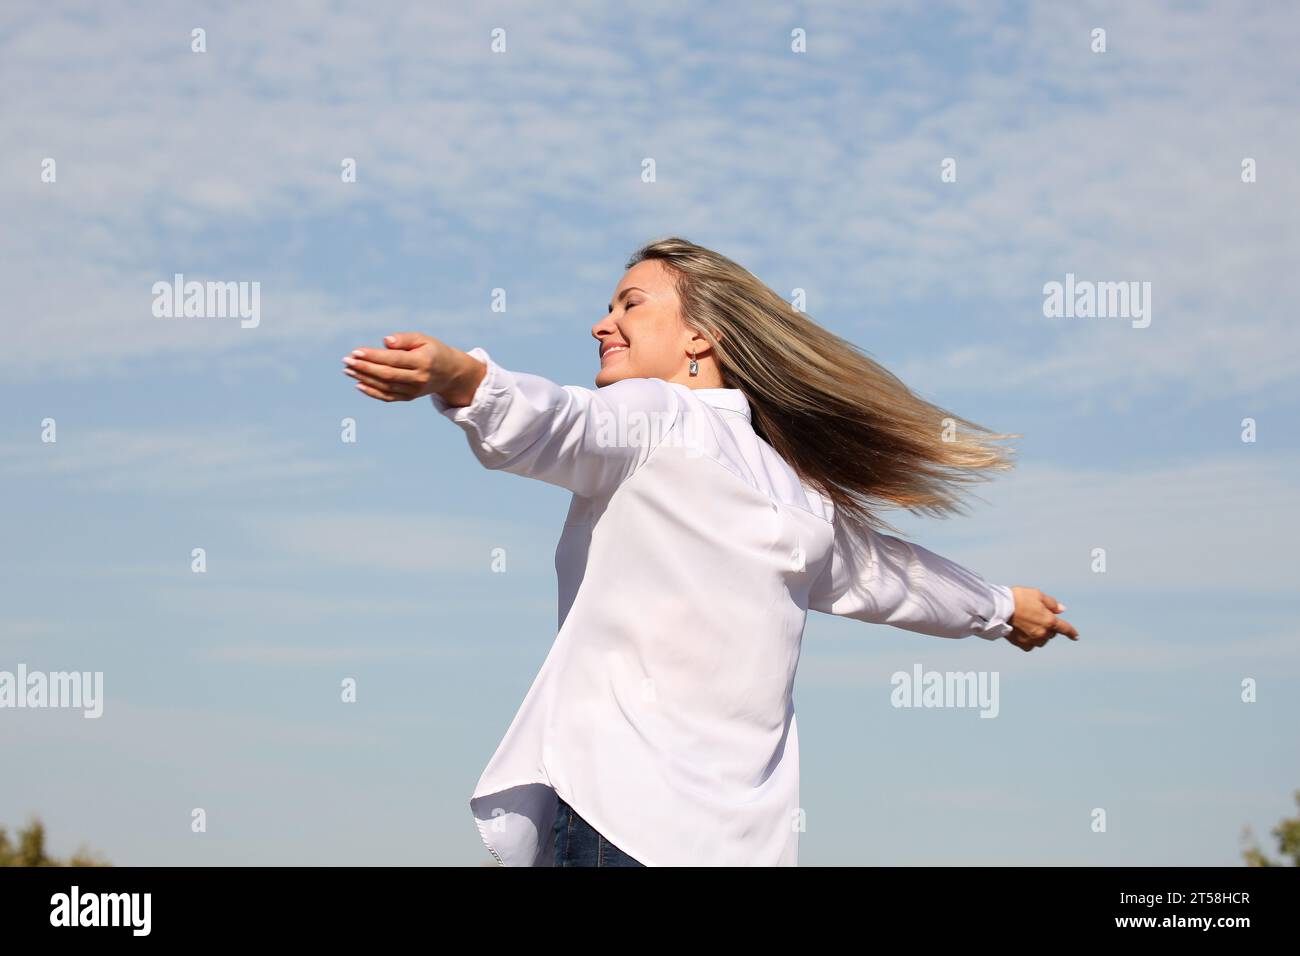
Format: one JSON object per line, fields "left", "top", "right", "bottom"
{"left": 807, "top": 510, "right": 1078, "bottom": 649}
{"left": 344, "top": 332, "right": 681, "bottom": 499}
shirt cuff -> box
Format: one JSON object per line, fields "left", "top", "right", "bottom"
{"left": 977, "top": 583, "right": 1016, "bottom": 641}
{"left": 429, "top": 346, "right": 511, "bottom": 451}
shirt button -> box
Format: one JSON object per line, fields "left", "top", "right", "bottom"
{"left": 790, "top": 545, "right": 805, "bottom": 572}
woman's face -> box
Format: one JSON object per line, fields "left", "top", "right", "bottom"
{"left": 592, "top": 260, "right": 698, "bottom": 387}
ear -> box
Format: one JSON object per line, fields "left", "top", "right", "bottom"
{"left": 687, "top": 327, "right": 721, "bottom": 353}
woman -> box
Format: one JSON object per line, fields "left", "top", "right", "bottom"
{"left": 341, "top": 237, "right": 1078, "bottom": 867}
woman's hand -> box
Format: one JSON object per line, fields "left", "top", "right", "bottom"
{"left": 1004, "top": 586, "right": 1078, "bottom": 652}
{"left": 342, "top": 332, "right": 485, "bottom": 405}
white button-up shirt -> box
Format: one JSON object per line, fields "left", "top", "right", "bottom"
{"left": 431, "top": 346, "right": 1015, "bottom": 866}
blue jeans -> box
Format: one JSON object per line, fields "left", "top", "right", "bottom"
{"left": 552, "top": 795, "right": 646, "bottom": 867}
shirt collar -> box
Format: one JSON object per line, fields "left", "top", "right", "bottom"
{"left": 690, "top": 387, "right": 752, "bottom": 423}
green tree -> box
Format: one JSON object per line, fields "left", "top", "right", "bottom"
{"left": 1240, "top": 789, "right": 1300, "bottom": 867}
{"left": 0, "top": 817, "right": 109, "bottom": 867}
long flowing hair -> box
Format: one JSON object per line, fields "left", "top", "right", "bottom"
{"left": 625, "top": 237, "right": 1020, "bottom": 535}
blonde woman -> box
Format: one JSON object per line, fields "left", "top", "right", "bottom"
{"left": 342, "top": 237, "right": 1078, "bottom": 867}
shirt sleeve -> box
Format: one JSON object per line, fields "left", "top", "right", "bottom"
{"left": 807, "top": 507, "right": 1015, "bottom": 641}
{"left": 429, "top": 346, "right": 682, "bottom": 498}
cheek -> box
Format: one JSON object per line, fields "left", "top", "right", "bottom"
{"left": 628, "top": 318, "right": 676, "bottom": 367}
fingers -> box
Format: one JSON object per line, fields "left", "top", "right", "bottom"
{"left": 343, "top": 333, "right": 441, "bottom": 400}
{"left": 1052, "top": 615, "right": 1080, "bottom": 640}
{"left": 345, "top": 354, "right": 423, "bottom": 383}
{"left": 344, "top": 366, "right": 419, "bottom": 401}
{"left": 347, "top": 347, "right": 423, "bottom": 371}
{"left": 1005, "top": 615, "right": 1080, "bottom": 652}
{"left": 382, "top": 332, "right": 430, "bottom": 350}
{"left": 353, "top": 380, "right": 403, "bottom": 402}
{"left": 1003, "top": 589, "right": 1081, "bottom": 650}
{"left": 1039, "top": 590, "right": 1079, "bottom": 639}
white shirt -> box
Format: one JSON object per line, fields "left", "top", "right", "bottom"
{"left": 431, "top": 346, "right": 1015, "bottom": 866}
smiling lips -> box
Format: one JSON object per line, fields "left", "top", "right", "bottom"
{"left": 601, "top": 344, "right": 629, "bottom": 360}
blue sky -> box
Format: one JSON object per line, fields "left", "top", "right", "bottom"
{"left": 1, "top": 0, "right": 1297, "bottom": 865}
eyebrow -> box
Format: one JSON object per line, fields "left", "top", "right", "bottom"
{"left": 608, "top": 286, "right": 646, "bottom": 312}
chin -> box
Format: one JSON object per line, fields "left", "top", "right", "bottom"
{"left": 595, "top": 365, "right": 634, "bottom": 387}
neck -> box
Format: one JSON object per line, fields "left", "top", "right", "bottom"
{"left": 666, "top": 364, "right": 725, "bottom": 389}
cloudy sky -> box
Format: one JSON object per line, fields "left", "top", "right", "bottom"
{"left": 1, "top": 0, "right": 1297, "bottom": 865}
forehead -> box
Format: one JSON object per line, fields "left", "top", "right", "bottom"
{"left": 616, "top": 259, "right": 673, "bottom": 294}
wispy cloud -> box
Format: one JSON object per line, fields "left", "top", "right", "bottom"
{"left": 200, "top": 643, "right": 483, "bottom": 664}
{"left": 799, "top": 630, "right": 1300, "bottom": 689}
{"left": 915, "top": 454, "right": 1300, "bottom": 596}
{"left": 3, "top": 0, "right": 1296, "bottom": 868}
{"left": 0, "top": 425, "right": 364, "bottom": 494}
{"left": 243, "top": 510, "right": 552, "bottom": 574}
{"left": 2, "top": 1, "right": 1296, "bottom": 406}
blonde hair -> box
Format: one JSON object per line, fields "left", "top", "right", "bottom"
{"left": 626, "top": 237, "right": 1020, "bottom": 535}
